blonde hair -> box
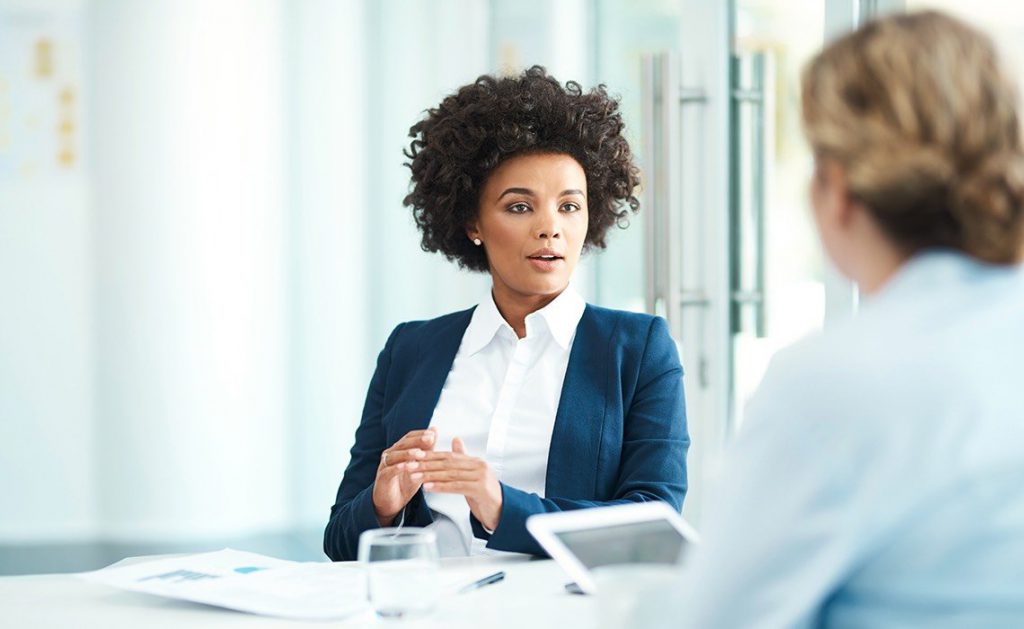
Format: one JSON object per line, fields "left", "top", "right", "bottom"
{"left": 802, "top": 10, "right": 1024, "bottom": 264}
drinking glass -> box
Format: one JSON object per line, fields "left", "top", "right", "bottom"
{"left": 358, "top": 527, "right": 440, "bottom": 619}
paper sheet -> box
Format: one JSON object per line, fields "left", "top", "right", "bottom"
{"left": 79, "top": 548, "right": 501, "bottom": 621}
{"left": 79, "top": 548, "right": 368, "bottom": 621}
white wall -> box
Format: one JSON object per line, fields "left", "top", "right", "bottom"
{"left": 285, "top": 0, "right": 371, "bottom": 529}
{"left": 90, "top": 0, "right": 289, "bottom": 540}
{"left": 0, "top": 177, "right": 96, "bottom": 541}
{"left": 0, "top": 0, "right": 96, "bottom": 542}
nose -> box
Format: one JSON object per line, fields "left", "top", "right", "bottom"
{"left": 534, "top": 207, "right": 562, "bottom": 241}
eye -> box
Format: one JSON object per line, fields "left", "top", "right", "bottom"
{"left": 561, "top": 202, "right": 581, "bottom": 213}
{"left": 506, "top": 202, "right": 531, "bottom": 214}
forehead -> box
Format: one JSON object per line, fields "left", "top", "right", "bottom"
{"left": 483, "top": 153, "right": 587, "bottom": 195}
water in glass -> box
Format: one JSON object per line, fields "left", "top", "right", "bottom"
{"left": 358, "top": 527, "right": 440, "bottom": 619}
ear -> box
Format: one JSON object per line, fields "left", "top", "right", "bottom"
{"left": 830, "top": 162, "right": 860, "bottom": 229}
{"left": 816, "top": 157, "right": 857, "bottom": 228}
{"left": 465, "top": 221, "right": 480, "bottom": 242}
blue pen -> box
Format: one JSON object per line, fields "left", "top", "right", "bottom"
{"left": 458, "top": 571, "right": 506, "bottom": 594}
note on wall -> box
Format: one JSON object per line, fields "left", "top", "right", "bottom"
{"left": 0, "top": 7, "right": 84, "bottom": 181}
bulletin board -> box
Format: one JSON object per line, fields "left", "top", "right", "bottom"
{"left": 0, "top": 7, "right": 84, "bottom": 181}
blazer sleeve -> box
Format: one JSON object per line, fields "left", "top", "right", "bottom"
{"left": 479, "top": 316, "right": 690, "bottom": 555}
{"left": 323, "top": 324, "right": 403, "bottom": 561}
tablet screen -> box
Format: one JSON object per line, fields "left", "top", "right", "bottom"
{"left": 552, "top": 519, "right": 687, "bottom": 569}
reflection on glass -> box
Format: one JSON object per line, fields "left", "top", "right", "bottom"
{"left": 731, "top": 1, "right": 826, "bottom": 430}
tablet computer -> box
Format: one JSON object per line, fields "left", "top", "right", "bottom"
{"left": 525, "top": 501, "right": 699, "bottom": 594}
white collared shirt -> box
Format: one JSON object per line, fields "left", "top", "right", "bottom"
{"left": 426, "top": 286, "right": 586, "bottom": 555}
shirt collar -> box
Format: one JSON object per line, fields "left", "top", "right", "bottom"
{"left": 461, "top": 286, "right": 586, "bottom": 356}
{"left": 461, "top": 293, "right": 511, "bottom": 356}
{"left": 870, "top": 249, "right": 1014, "bottom": 306}
{"left": 527, "top": 285, "right": 587, "bottom": 350}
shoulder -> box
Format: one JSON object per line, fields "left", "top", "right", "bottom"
{"left": 760, "top": 289, "right": 963, "bottom": 406}
{"left": 581, "top": 304, "right": 666, "bottom": 340}
{"left": 752, "top": 322, "right": 892, "bottom": 417}
{"left": 581, "top": 305, "right": 680, "bottom": 369}
{"left": 382, "top": 307, "right": 475, "bottom": 355}
{"left": 392, "top": 307, "right": 476, "bottom": 336}
{"left": 743, "top": 304, "right": 956, "bottom": 454}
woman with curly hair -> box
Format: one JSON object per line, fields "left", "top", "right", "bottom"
{"left": 323, "top": 66, "right": 689, "bottom": 559}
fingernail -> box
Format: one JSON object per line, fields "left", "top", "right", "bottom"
{"left": 423, "top": 434, "right": 433, "bottom": 442}
{"left": 424, "top": 482, "right": 434, "bottom": 490}
{"left": 410, "top": 472, "right": 423, "bottom": 480}
{"left": 406, "top": 461, "right": 419, "bottom": 470}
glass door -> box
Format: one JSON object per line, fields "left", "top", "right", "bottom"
{"left": 629, "top": 0, "right": 867, "bottom": 525}
{"left": 637, "top": 1, "right": 734, "bottom": 525}
{"left": 589, "top": 0, "right": 689, "bottom": 313}
{"left": 730, "top": 0, "right": 829, "bottom": 431}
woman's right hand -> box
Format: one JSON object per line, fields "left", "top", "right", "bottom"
{"left": 372, "top": 428, "right": 436, "bottom": 526}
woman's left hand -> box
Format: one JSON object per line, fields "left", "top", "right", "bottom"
{"left": 409, "top": 438, "right": 503, "bottom": 531}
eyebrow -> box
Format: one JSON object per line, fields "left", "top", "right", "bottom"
{"left": 496, "top": 187, "right": 586, "bottom": 200}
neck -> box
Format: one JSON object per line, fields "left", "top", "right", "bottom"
{"left": 490, "top": 283, "right": 566, "bottom": 339}
{"left": 853, "top": 234, "right": 909, "bottom": 296}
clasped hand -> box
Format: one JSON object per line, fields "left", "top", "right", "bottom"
{"left": 372, "top": 428, "right": 503, "bottom": 531}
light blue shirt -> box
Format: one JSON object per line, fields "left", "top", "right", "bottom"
{"left": 678, "top": 251, "right": 1024, "bottom": 628}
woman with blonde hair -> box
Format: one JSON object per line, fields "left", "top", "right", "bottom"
{"left": 678, "top": 11, "right": 1024, "bottom": 627}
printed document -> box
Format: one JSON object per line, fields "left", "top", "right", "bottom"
{"left": 79, "top": 548, "right": 369, "bottom": 621}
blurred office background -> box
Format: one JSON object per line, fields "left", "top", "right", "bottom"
{"left": 1, "top": 0, "right": 1020, "bottom": 574}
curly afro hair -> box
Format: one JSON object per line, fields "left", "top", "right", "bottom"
{"left": 403, "top": 65, "right": 641, "bottom": 272}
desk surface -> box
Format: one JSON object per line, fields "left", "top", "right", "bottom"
{"left": 0, "top": 554, "right": 598, "bottom": 628}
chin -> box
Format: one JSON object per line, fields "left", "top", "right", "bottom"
{"left": 515, "top": 276, "right": 570, "bottom": 297}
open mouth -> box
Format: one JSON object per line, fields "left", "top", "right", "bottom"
{"left": 527, "top": 247, "right": 565, "bottom": 263}
{"left": 526, "top": 251, "right": 565, "bottom": 272}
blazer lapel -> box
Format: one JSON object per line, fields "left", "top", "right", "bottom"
{"left": 546, "top": 306, "right": 609, "bottom": 499}
{"left": 388, "top": 308, "right": 474, "bottom": 440}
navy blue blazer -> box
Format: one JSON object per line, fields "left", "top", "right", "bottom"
{"left": 324, "top": 304, "right": 689, "bottom": 561}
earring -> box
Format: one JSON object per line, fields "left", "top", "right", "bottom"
{"left": 473, "top": 238, "right": 482, "bottom": 246}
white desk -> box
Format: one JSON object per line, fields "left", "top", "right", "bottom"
{"left": 0, "top": 554, "right": 599, "bottom": 628}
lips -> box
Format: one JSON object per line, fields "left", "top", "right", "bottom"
{"left": 526, "top": 248, "right": 564, "bottom": 262}
{"left": 527, "top": 248, "right": 564, "bottom": 272}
